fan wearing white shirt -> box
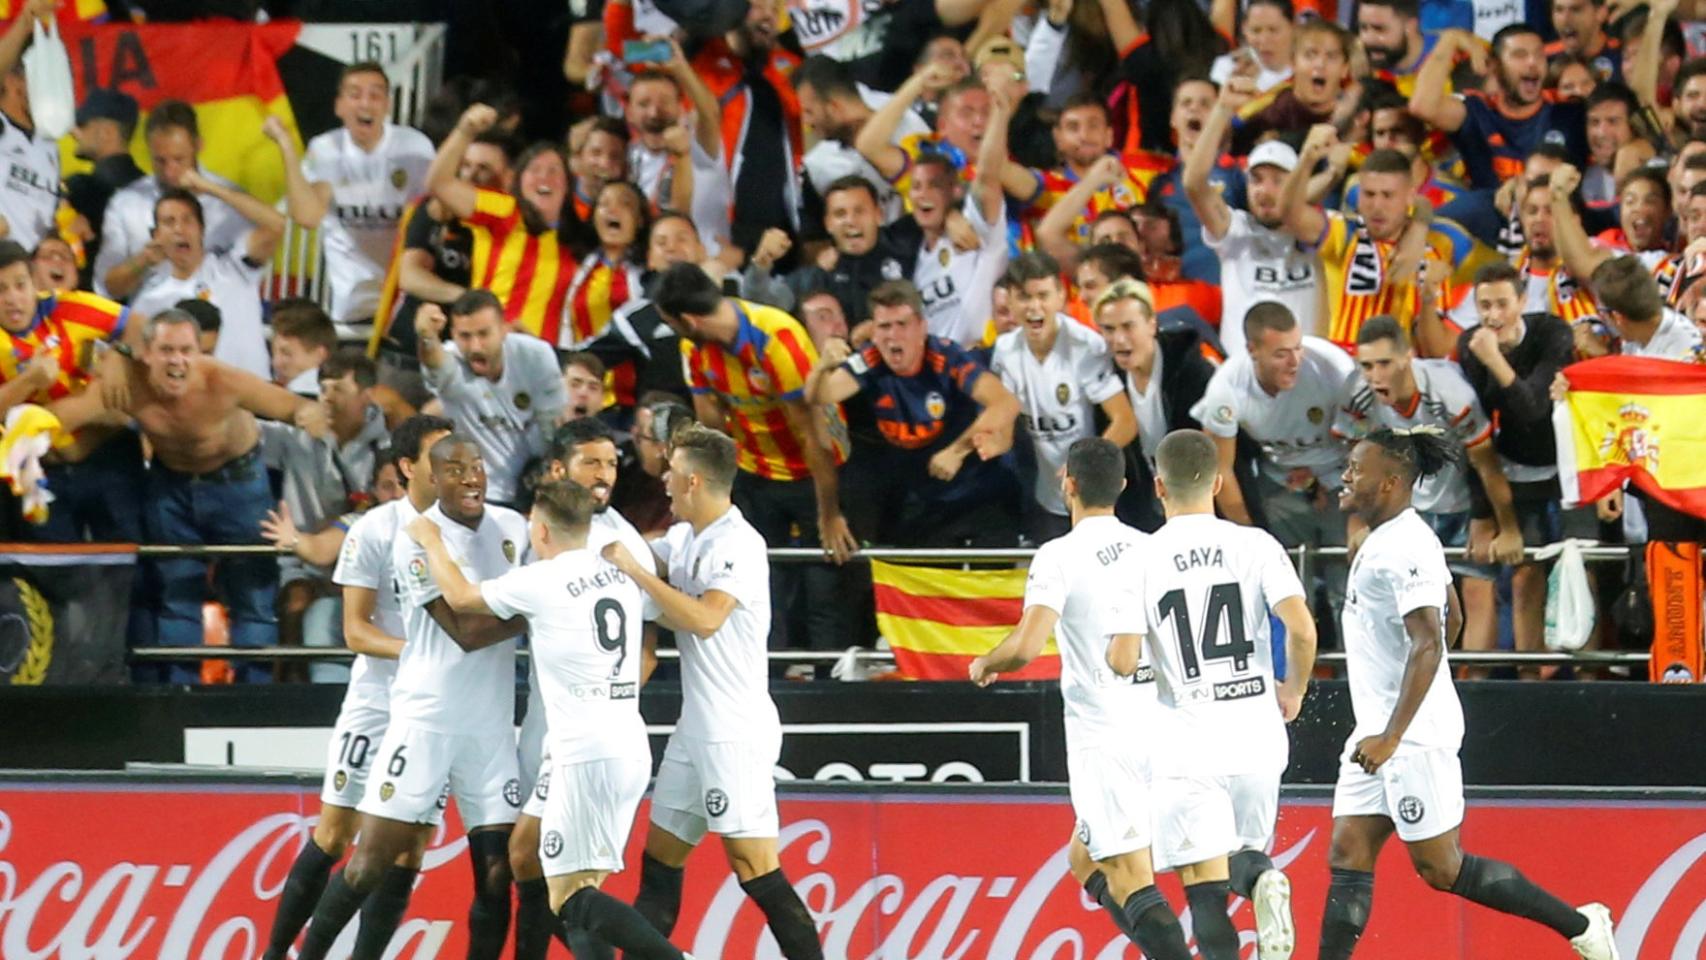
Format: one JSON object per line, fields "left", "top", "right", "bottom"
{"left": 991, "top": 252, "right": 1137, "bottom": 542}
{"left": 99, "top": 100, "right": 251, "bottom": 301}
{"left": 1139, "top": 430, "right": 1319, "bottom": 960}
{"left": 128, "top": 182, "right": 283, "bottom": 380}
{"left": 795, "top": 55, "right": 933, "bottom": 228}
{"left": 1320, "top": 429, "right": 1619, "bottom": 960}
{"left": 269, "top": 63, "right": 435, "bottom": 327}
{"left": 908, "top": 89, "right": 1012, "bottom": 346}
{"left": 969, "top": 437, "right": 1191, "bottom": 960}
{"left": 259, "top": 414, "right": 453, "bottom": 960}
{"left": 411, "top": 480, "right": 690, "bottom": 960}
{"left": 625, "top": 46, "right": 731, "bottom": 253}
{"left": 292, "top": 436, "right": 529, "bottom": 960}
{"left": 0, "top": 4, "right": 61, "bottom": 251}
{"left": 417, "top": 293, "right": 569, "bottom": 507}
{"left": 598, "top": 424, "right": 824, "bottom": 960}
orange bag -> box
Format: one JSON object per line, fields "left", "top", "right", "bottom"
{"left": 1648, "top": 541, "right": 1704, "bottom": 683}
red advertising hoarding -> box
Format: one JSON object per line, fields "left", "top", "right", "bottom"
{"left": 1, "top": 783, "right": 1702, "bottom": 958}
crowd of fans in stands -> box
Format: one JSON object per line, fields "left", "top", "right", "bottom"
{"left": 2, "top": 0, "right": 1704, "bottom": 681}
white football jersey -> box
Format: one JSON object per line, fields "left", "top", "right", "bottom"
{"left": 94, "top": 170, "right": 249, "bottom": 298}
{"left": 302, "top": 124, "right": 435, "bottom": 322}
{"left": 129, "top": 244, "right": 270, "bottom": 380}
{"left": 991, "top": 318, "right": 1124, "bottom": 515}
{"left": 1191, "top": 335, "right": 1357, "bottom": 489}
{"left": 1341, "top": 508, "right": 1464, "bottom": 755}
{"left": 1140, "top": 513, "right": 1304, "bottom": 777}
{"left": 1203, "top": 210, "right": 1320, "bottom": 358}
{"left": 0, "top": 113, "right": 58, "bottom": 249}
{"left": 1333, "top": 359, "right": 1491, "bottom": 515}
{"left": 630, "top": 137, "right": 731, "bottom": 256}
{"left": 1023, "top": 515, "right": 1158, "bottom": 751}
{"left": 660, "top": 506, "right": 780, "bottom": 742}
{"left": 801, "top": 85, "right": 930, "bottom": 225}
{"left": 424, "top": 333, "right": 568, "bottom": 504}
{"left": 391, "top": 504, "right": 530, "bottom": 733}
{"left": 914, "top": 193, "right": 1008, "bottom": 347}
{"left": 331, "top": 498, "right": 419, "bottom": 713}
{"left": 483, "top": 549, "right": 650, "bottom": 765}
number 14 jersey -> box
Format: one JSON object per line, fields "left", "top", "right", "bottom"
{"left": 1138, "top": 513, "right": 1305, "bottom": 778}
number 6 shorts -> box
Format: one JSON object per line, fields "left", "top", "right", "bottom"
{"left": 357, "top": 721, "right": 523, "bottom": 828}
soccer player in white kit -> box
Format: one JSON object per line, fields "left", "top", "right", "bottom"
{"left": 1140, "top": 429, "right": 1319, "bottom": 960}
{"left": 295, "top": 435, "right": 530, "bottom": 960}
{"left": 1318, "top": 428, "right": 1619, "bottom": 960}
{"left": 510, "top": 418, "right": 660, "bottom": 960}
{"left": 261, "top": 415, "right": 452, "bottom": 960}
{"left": 599, "top": 424, "right": 824, "bottom": 960}
{"left": 969, "top": 437, "right": 1195, "bottom": 960}
{"left": 407, "top": 479, "right": 692, "bottom": 960}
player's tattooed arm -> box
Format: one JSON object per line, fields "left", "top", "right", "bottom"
{"left": 970, "top": 604, "right": 1059, "bottom": 685}
{"left": 1351, "top": 601, "right": 1446, "bottom": 773}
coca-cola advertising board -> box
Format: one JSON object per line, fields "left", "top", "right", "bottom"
{"left": 2, "top": 780, "right": 1703, "bottom": 959}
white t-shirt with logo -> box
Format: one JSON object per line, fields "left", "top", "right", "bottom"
{"left": 483, "top": 549, "right": 650, "bottom": 765}
{"left": 1623, "top": 309, "right": 1704, "bottom": 362}
{"left": 302, "top": 124, "right": 435, "bottom": 322}
{"left": 0, "top": 112, "right": 58, "bottom": 250}
{"left": 657, "top": 506, "right": 780, "bottom": 743}
{"left": 391, "top": 503, "right": 530, "bottom": 734}
{"left": 1140, "top": 513, "right": 1303, "bottom": 777}
{"left": 1192, "top": 335, "right": 1357, "bottom": 489}
{"left": 1342, "top": 507, "right": 1464, "bottom": 755}
{"left": 1333, "top": 359, "right": 1492, "bottom": 515}
{"left": 991, "top": 317, "right": 1124, "bottom": 515}
{"left": 913, "top": 193, "right": 1007, "bottom": 346}
{"left": 95, "top": 170, "right": 250, "bottom": 298}
{"left": 1023, "top": 515, "right": 1158, "bottom": 752}
{"left": 424, "top": 333, "right": 568, "bottom": 504}
{"left": 1204, "top": 209, "right": 1320, "bottom": 357}
{"left": 331, "top": 498, "right": 419, "bottom": 714}
{"left": 129, "top": 242, "right": 270, "bottom": 380}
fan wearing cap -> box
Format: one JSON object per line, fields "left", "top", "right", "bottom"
{"left": 66, "top": 88, "right": 143, "bottom": 272}
{"left": 1186, "top": 74, "right": 1318, "bottom": 358}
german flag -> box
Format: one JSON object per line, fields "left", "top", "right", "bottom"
{"left": 1554, "top": 356, "right": 1706, "bottom": 520}
{"left": 871, "top": 561, "right": 1058, "bottom": 681}
{"left": 56, "top": 20, "right": 303, "bottom": 204}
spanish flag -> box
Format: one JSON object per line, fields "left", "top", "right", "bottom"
{"left": 56, "top": 20, "right": 303, "bottom": 204}
{"left": 1554, "top": 356, "right": 1706, "bottom": 520}
{"left": 871, "top": 560, "right": 1058, "bottom": 681}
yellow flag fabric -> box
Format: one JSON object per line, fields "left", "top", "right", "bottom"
{"left": 871, "top": 560, "right": 1057, "bottom": 681}
{"left": 1553, "top": 355, "right": 1706, "bottom": 519}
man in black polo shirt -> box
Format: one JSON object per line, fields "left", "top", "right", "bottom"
{"left": 790, "top": 175, "right": 923, "bottom": 325}
{"left": 805, "top": 279, "right": 1021, "bottom": 546}
{"left": 1456, "top": 261, "right": 1576, "bottom": 670}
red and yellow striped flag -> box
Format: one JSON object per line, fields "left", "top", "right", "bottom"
{"left": 871, "top": 560, "right": 1059, "bottom": 681}
{"left": 1554, "top": 356, "right": 1706, "bottom": 519}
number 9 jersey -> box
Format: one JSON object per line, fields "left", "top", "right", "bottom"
{"left": 1138, "top": 513, "right": 1306, "bottom": 779}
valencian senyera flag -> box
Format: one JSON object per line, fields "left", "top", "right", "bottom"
{"left": 1553, "top": 356, "right": 1706, "bottom": 520}
{"left": 54, "top": 20, "right": 304, "bottom": 204}
{"left": 871, "top": 560, "right": 1058, "bottom": 681}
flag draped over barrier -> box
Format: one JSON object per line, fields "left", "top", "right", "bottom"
{"left": 870, "top": 560, "right": 1057, "bottom": 681}
{"left": 56, "top": 20, "right": 304, "bottom": 203}
{"left": 1553, "top": 355, "right": 1706, "bottom": 520}
{"left": 0, "top": 544, "right": 133, "bottom": 684}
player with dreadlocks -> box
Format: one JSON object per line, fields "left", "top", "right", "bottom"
{"left": 1319, "top": 427, "right": 1620, "bottom": 960}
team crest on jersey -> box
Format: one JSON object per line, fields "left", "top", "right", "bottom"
{"left": 1213, "top": 405, "right": 1235, "bottom": 427}
{"left": 938, "top": 246, "right": 951, "bottom": 267}
{"left": 705, "top": 788, "right": 730, "bottom": 817}
{"left": 391, "top": 167, "right": 408, "bottom": 189}
{"left": 503, "top": 778, "right": 522, "bottom": 807}
{"left": 746, "top": 367, "right": 772, "bottom": 392}
{"left": 379, "top": 781, "right": 395, "bottom": 801}
{"left": 1599, "top": 403, "right": 1660, "bottom": 473}
{"left": 1056, "top": 383, "right": 1071, "bottom": 404}
{"left": 502, "top": 539, "right": 517, "bottom": 564}
{"left": 542, "top": 831, "right": 564, "bottom": 857}
{"left": 1308, "top": 406, "right": 1325, "bottom": 425}
{"left": 514, "top": 391, "right": 532, "bottom": 411}
{"left": 333, "top": 770, "right": 348, "bottom": 791}
{"left": 925, "top": 391, "right": 946, "bottom": 420}
{"left": 1397, "top": 795, "right": 1426, "bottom": 824}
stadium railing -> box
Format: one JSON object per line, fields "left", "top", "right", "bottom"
{"left": 119, "top": 541, "right": 1653, "bottom": 671}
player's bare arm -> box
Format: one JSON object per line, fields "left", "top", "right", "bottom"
{"left": 602, "top": 541, "right": 738, "bottom": 639}
{"left": 407, "top": 516, "right": 496, "bottom": 616}
{"left": 1466, "top": 442, "right": 1525, "bottom": 565}
{"left": 970, "top": 604, "right": 1058, "bottom": 685}
{"left": 1279, "top": 125, "right": 1335, "bottom": 244}
{"left": 342, "top": 586, "right": 405, "bottom": 659}
{"left": 1352, "top": 602, "right": 1445, "bottom": 774}
{"left": 1103, "top": 631, "right": 1146, "bottom": 678}
{"left": 423, "top": 597, "right": 525, "bottom": 652}
{"left": 1272, "top": 594, "right": 1318, "bottom": 721}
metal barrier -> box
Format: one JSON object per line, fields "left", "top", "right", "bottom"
{"left": 114, "top": 541, "right": 1649, "bottom": 671}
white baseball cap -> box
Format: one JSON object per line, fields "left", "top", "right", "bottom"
{"left": 1248, "top": 140, "right": 1300, "bottom": 174}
